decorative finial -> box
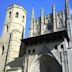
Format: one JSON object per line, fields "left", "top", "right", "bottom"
{"left": 41, "top": 7, "right": 44, "bottom": 15}
{"left": 31, "top": 8, "right": 34, "bottom": 19}
{"left": 52, "top": 4, "right": 55, "bottom": 11}
{"left": 65, "top": 0, "right": 70, "bottom": 19}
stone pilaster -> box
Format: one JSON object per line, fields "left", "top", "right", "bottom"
{"left": 29, "top": 8, "right": 35, "bottom": 37}
{"left": 52, "top": 4, "right": 56, "bottom": 32}
{"left": 41, "top": 7, "right": 45, "bottom": 34}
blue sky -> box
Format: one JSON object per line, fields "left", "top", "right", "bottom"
{"left": 0, "top": 0, "right": 72, "bottom": 38}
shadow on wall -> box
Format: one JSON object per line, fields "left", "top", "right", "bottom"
{"left": 39, "top": 54, "right": 62, "bottom": 72}
{"left": 6, "top": 57, "right": 24, "bottom": 72}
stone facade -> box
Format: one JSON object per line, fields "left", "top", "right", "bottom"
{"left": 29, "top": 0, "right": 72, "bottom": 37}
{"left": 22, "top": 31, "right": 69, "bottom": 72}
{"left": 0, "top": 0, "right": 72, "bottom": 72}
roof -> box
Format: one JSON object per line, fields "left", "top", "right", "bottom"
{"left": 21, "top": 30, "right": 69, "bottom": 46}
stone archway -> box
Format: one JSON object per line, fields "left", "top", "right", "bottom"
{"left": 29, "top": 54, "right": 62, "bottom": 72}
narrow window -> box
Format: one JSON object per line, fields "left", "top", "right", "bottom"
{"left": 22, "top": 15, "right": 24, "bottom": 22}
{"left": 55, "top": 45, "right": 57, "bottom": 50}
{"left": 15, "top": 12, "right": 19, "bottom": 18}
{"left": 33, "top": 49, "right": 35, "bottom": 53}
{"left": 61, "top": 44, "right": 64, "bottom": 49}
{"left": 7, "top": 25, "right": 8, "bottom": 32}
{"left": 28, "top": 50, "right": 30, "bottom": 54}
{"left": 2, "top": 46, "right": 4, "bottom": 55}
{"left": 9, "top": 11, "right": 11, "bottom": 18}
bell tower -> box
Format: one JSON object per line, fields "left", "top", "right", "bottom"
{"left": 2, "top": 4, "right": 27, "bottom": 37}
{"left": 3, "top": 4, "right": 27, "bottom": 70}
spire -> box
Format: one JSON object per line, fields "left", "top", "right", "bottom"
{"left": 65, "top": 0, "right": 70, "bottom": 26}
{"left": 41, "top": 7, "right": 44, "bottom": 16}
{"left": 52, "top": 4, "right": 55, "bottom": 13}
{"left": 31, "top": 8, "right": 34, "bottom": 19}
{"left": 65, "top": 0, "right": 72, "bottom": 39}
{"left": 52, "top": 4, "right": 56, "bottom": 32}
{"left": 29, "top": 8, "right": 35, "bottom": 37}
{"left": 41, "top": 7, "right": 45, "bottom": 34}
{"left": 41, "top": 7, "right": 44, "bottom": 22}
{"left": 65, "top": 0, "right": 70, "bottom": 21}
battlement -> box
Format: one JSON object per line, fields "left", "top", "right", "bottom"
{"left": 7, "top": 4, "right": 27, "bottom": 14}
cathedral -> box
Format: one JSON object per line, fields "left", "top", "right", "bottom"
{"left": 0, "top": 0, "right": 72, "bottom": 72}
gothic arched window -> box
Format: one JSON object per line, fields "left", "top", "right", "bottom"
{"left": 15, "top": 12, "right": 19, "bottom": 18}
